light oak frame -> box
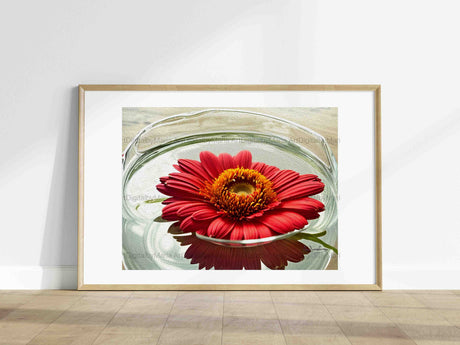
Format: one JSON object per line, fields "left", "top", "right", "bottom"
{"left": 78, "top": 84, "right": 382, "bottom": 290}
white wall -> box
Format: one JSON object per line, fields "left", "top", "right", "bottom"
{"left": 0, "top": 0, "right": 458, "bottom": 289}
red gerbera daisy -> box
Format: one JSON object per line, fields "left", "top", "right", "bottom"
{"left": 156, "top": 150, "right": 325, "bottom": 240}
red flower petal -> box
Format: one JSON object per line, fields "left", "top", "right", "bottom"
{"left": 251, "top": 162, "right": 280, "bottom": 179}
{"left": 259, "top": 211, "right": 308, "bottom": 234}
{"left": 165, "top": 179, "right": 200, "bottom": 192}
{"left": 234, "top": 150, "right": 252, "bottom": 168}
{"left": 180, "top": 215, "right": 211, "bottom": 233}
{"left": 156, "top": 183, "right": 204, "bottom": 201}
{"left": 218, "top": 153, "right": 235, "bottom": 170}
{"left": 280, "top": 198, "right": 325, "bottom": 213}
{"left": 192, "top": 208, "right": 219, "bottom": 221}
{"left": 230, "top": 223, "right": 245, "bottom": 240}
{"left": 277, "top": 181, "right": 325, "bottom": 201}
{"left": 199, "top": 151, "right": 223, "bottom": 178}
{"left": 299, "top": 174, "right": 321, "bottom": 182}
{"left": 195, "top": 228, "right": 207, "bottom": 236}
{"left": 270, "top": 170, "right": 299, "bottom": 190}
{"left": 177, "top": 202, "right": 213, "bottom": 218}
{"left": 162, "top": 201, "right": 191, "bottom": 220}
{"left": 208, "top": 217, "right": 235, "bottom": 238}
{"left": 167, "top": 172, "right": 206, "bottom": 189}
{"left": 242, "top": 222, "right": 258, "bottom": 240}
{"left": 275, "top": 174, "right": 320, "bottom": 194}
{"left": 162, "top": 197, "right": 184, "bottom": 205}
{"left": 177, "top": 159, "right": 213, "bottom": 181}
{"left": 253, "top": 222, "right": 275, "bottom": 238}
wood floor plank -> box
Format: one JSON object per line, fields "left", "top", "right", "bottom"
{"left": 270, "top": 291, "right": 323, "bottom": 305}
{"left": 0, "top": 290, "right": 458, "bottom": 345}
{"left": 0, "top": 294, "right": 80, "bottom": 344}
{"left": 0, "top": 293, "right": 37, "bottom": 320}
{"left": 393, "top": 323, "right": 460, "bottom": 345}
{"left": 99, "top": 292, "right": 175, "bottom": 338}
{"left": 316, "top": 292, "right": 373, "bottom": 307}
{"left": 379, "top": 305, "right": 460, "bottom": 345}
{"left": 222, "top": 291, "right": 286, "bottom": 345}
{"left": 273, "top": 298, "right": 350, "bottom": 345}
{"left": 379, "top": 306, "right": 454, "bottom": 326}
{"left": 363, "top": 292, "right": 426, "bottom": 308}
{"left": 326, "top": 305, "right": 416, "bottom": 345}
{"left": 93, "top": 334, "right": 157, "bottom": 345}
{"left": 412, "top": 293, "right": 460, "bottom": 310}
{"left": 26, "top": 292, "right": 131, "bottom": 345}
{"left": 157, "top": 291, "right": 223, "bottom": 345}
{"left": 433, "top": 308, "right": 460, "bottom": 327}
{"left": 223, "top": 316, "right": 286, "bottom": 345}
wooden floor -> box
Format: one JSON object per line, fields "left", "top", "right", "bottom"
{"left": 0, "top": 290, "right": 458, "bottom": 345}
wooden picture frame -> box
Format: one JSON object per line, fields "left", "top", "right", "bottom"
{"left": 78, "top": 85, "right": 381, "bottom": 290}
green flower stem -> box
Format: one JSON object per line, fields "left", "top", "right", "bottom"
{"left": 135, "top": 198, "right": 168, "bottom": 210}
{"left": 297, "top": 231, "right": 338, "bottom": 254}
{"left": 304, "top": 230, "right": 327, "bottom": 238}
{"left": 144, "top": 198, "right": 168, "bottom": 203}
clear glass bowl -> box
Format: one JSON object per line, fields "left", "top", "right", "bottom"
{"left": 122, "top": 109, "right": 338, "bottom": 269}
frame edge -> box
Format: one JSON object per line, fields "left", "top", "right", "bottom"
{"left": 374, "top": 85, "right": 383, "bottom": 290}
{"left": 78, "top": 284, "right": 382, "bottom": 291}
{"left": 77, "top": 84, "right": 380, "bottom": 91}
{"left": 77, "top": 84, "right": 382, "bottom": 291}
{"left": 77, "top": 85, "right": 85, "bottom": 290}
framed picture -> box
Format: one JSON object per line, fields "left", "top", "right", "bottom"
{"left": 78, "top": 85, "right": 381, "bottom": 290}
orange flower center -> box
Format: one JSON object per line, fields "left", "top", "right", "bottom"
{"left": 201, "top": 168, "right": 277, "bottom": 219}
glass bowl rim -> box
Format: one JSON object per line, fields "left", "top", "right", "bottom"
{"left": 194, "top": 225, "right": 311, "bottom": 247}
{"left": 123, "top": 108, "right": 329, "bottom": 154}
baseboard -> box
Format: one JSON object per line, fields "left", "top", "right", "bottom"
{"left": 0, "top": 266, "right": 458, "bottom": 290}
{"left": 383, "top": 268, "right": 460, "bottom": 289}
{"left": 0, "top": 266, "right": 77, "bottom": 289}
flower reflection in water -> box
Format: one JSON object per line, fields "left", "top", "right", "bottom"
{"left": 172, "top": 231, "right": 312, "bottom": 270}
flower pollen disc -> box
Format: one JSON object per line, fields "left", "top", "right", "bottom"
{"left": 201, "top": 167, "right": 278, "bottom": 220}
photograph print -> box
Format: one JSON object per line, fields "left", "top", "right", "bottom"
{"left": 122, "top": 107, "right": 338, "bottom": 271}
